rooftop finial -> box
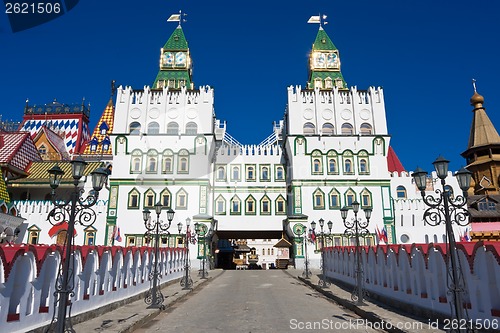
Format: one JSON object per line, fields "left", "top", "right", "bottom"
{"left": 111, "top": 80, "right": 116, "bottom": 98}
{"left": 167, "top": 10, "right": 187, "bottom": 27}
{"left": 472, "top": 78, "right": 477, "bottom": 93}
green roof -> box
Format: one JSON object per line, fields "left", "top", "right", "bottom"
{"left": 163, "top": 26, "right": 188, "bottom": 50}
{"left": 309, "top": 71, "right": 347, "bottom": 89}
{"left": 312, "top": 27, "right": 337, "bottom": 51}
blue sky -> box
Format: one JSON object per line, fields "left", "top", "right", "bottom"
{"left": 1, "top": 0, "right": 499, "bottom": 173}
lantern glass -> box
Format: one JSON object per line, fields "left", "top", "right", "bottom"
{"left": 166, "top": 208, "right": 175, "bottom": 222}
{"left": 352, "top": 201, "right": 360, "bottom": 214}
{"left": 48, "top": 164, "right": 64, "bottom": 189}
{"left": 177, "top": 222, "right": 183, "bottom": 233}
{"left": 311, "top": 221, "right": 316, "bottom": 231}
{"left": 340, "top": 207, "right": 348, "bottom": 220}
{"left": 433, "top": 156, "right": 450, "bottom": 180}
{"left": 143, "top": 208, "right": 151, "bottom": 222}
{"left": 71, "top": 156, "right": 88, "bottom": 180}
{"left": 364, "top": 208, "right": 372, "bottom": 220}
{"left": 455, "top": 167, "right": 472, "bottom": 192}
{"left": 154, "top": 201, "right": 163, "bottom": 215}
{"left": 327, "top": 220, "right": 333, "bottom": 232}
{"left": 186, "top": 217, "right": 191, "bottom": 227}
{"left": 412, "top": 167, "right": 428, "bottom": 191}
{"left": 318, "top": 218, "right": 324, "bottom": 228}
{"left": 91, "top": 167, "right": 108, "bottom": 191}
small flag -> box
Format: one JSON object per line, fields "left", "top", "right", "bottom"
{"left": 307, "top": 16, "right": 321, "bottom": 24}
{"left": 381, "top": 226, "right": 388, "bottom": 243}
{"left": 464, "top": 227, "right": 470, "bottom": 242}
{"left": 167, "top": 14, "right": 181, "bottom": 22}
{"left": 113, "top": 226, "right": 122, "bottom": 242}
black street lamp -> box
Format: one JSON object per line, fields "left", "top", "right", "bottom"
{"left": 177, "top": 217, "right": 196, "bottom": 290}
{"left": 295, "top": 224, "right": 314, "bottom": 279}
{"left": 46, "top": 157, "right": 109, "bottom": 333}
{"left": 142, "top": 202, "right": 175, "bottom": 309}
{"left": 311, "top": 218, "right": 333, "bottom": 287}
{"left": 412, "top": 156, "right": 472, "bottom": 332}
{"left": 194, "top": 222, "right": 212, "bottom": 279}
{"left": 340, "top": 201, "right": 372, "bottom": 305}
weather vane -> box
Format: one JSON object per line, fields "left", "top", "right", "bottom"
{"left": 472, "top": 78, "right": 477, "bottom": 93}
{"left": 167, "top": 10, "right": 187, "bottom": 27}
{"left": 307, "top": 14, "right": 328, "bottom": 26}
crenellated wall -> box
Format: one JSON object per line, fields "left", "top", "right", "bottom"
{"left": 323, "top": 242, "right": 500, "bottom": 321}
{"left": 0, "top": 244, "right": 185, "bottom": 333}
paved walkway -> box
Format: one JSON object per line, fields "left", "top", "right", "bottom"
{"left": 72, "top": 269, "right": 225, "bottom": 333}
{"left": 288, "top": 269, "right": 445, "bottom": 333}
{"left": 69, "top": 268, "right": 446, "bottom": 333}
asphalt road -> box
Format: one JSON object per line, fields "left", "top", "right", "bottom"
{"left": 134, "top": 270, "right": 381, "bottom": 333}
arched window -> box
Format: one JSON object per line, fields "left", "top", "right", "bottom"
{"left": 359, "top": 159, "right": 368, "bottom": 173}
{"left": 360, "top": 123, "right": 372, "bottom": 135}
{"left": 186, "top": 122, "right": 198, "bottom": 135}
{"left": 341, "top": 123, "right": 353, "bottom": 135}
{"left": 246, "top": 165, "right": 255, "bottom": 181}
{"left": 147, "top": 122, "right": 160, "bottom": 134}
{"left": 276, "top": 166, "right": 285, "bottom": 180}
{"left": 328, "top": 159, "right": 337, "bottom": 174}
{"left": 396, "top": 186, "right": 407, "bottom": 199}
{"left": 303, "top": 122, "right": 316, "bottom": 135}
{"left": 232, "top": 166, "right": 240, "bottom": 181}
{"left": 313, "top": 158, "right": 322, "bottom": 173}
{"left": 167, "top": 122, "right": 179, "bottom": 135}
{"left": 344, "top": 159, "right": 352, "bottom": 173}
{"left": 217, "top": 166, "right": 226, "bottom": 181}
{"left": 329, "top": 189, "right": 340, "bottom": 209}
{"left": 129, "top": 122, "right": 141, "bottom": 135}
{"left": 325, "top": 77, "right": 333, "bottom": 89}
{"left": 162, "top": 156, "right": 173, "bottom": 173}
{"left": 144, "top": 189, "right": 155, "bottom": 208}
{"left": 322, "top": 123, "right": 334, "bottom": 136}
{"left": 128, "top": 189, "right": 140, "bottom": 208}
{"left": 261, "top": 166, "right": 270, "bottom": 180}
{"left": 147, "top": 157, "right": 157, "bottom": 172}
{"left": 38, "top": 144, "right": 47, "bottom": 156}
{"left": 178, "top": 150, "right": 189, "bottom": 173}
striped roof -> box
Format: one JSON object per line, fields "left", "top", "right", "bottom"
{"left": 9, "top": 161, "right": 103, "bottom": 186}
{"left": 81, "top": 98, "right": 115, "bottom": 156}
{"left": 0, "top": 132, "right": 41, "bottom": 174}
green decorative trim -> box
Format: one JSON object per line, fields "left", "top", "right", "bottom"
{"left": 294, "top": 136, "right": 306, "bottom": 156}
{"left": 127, "top": 188, "right": 141, "bottom": 209}
{"left": 230, "top": 195, "right": 242, "bottom": 215}
{"left": 275, "top": 195, "right": 286, "bottom": 215}
{"left": 143, "top": 188, "right": 156, "bottom": 208}
{"left": 360, "top": 187, "right": 373, "bottom": 208}
{"left": 114, "top": 136, "right": 128, "bottom": 156}
{"left": 328, "top": 188, "right": 341, "bottom": 209}
{"left": 245, "top": 195, "right": 257, "bottom": 215}
{"left": 215, "top": 194, "right": 226, "bottom": 215}
{"left": 175, "top": 188, "right": 188, "bottom": 210}
{"left": 344, "top": 188, "right": 357, "bottom": 208}
{"left": 216, "top": 164, "right": 227, "bottom": 182}
{"left": 312, "top": 188, "right": 325, "bottom": 210}
{"left": 160, "top": 188, "right": 172, "bottom": 208}
{"left": 260, "top": 194, "right": 271, "bottom": 215}
{"left": 177, "top": 149, "right": 190, "bottom": 174}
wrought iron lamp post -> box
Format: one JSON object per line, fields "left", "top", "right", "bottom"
{"left": 46, "top": 156, "right": 109, "bottom": 333}
{"left": 311, "top": 218, "right": 333, "bottom": 287}
{"left": 340, "top": 201, "right": 372, "bottom": 305}
{"left": 142, "top": 203, "right": 175, "bottom": 309}
{"left": 412, "top": 156, "right": 472, "bottom": 332}
{"left": 295, "top": 224, "right": 313, "bottom": 279}
{"left": 177, "top": 217, "right": 196, "bottom": 290}
{"left": 194, "top": 222, "right": 211, "bottom": 279}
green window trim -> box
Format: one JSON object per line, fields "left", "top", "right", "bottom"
{"left": 245, "top": 195, "right": 257, "bottom": 215}
{"left": 260, "top": 195, "right": 271, "bottom": 215}
{"left": 230, "top": 195, "right": 242, "bottom": 215}
{"left": 128, "top": 188, "right": 141, "bottom": 209}
{"left": 245, "top": 164, "right": 256, "bottom": 182}
{"left": 260, "top": 165, "right": 271, "bottom": 182}
{"left": 313, "top": 188, "right": 325, "bottom": 210}
{"left": 274, "top": 165, "right": 286, "bottom": 181}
